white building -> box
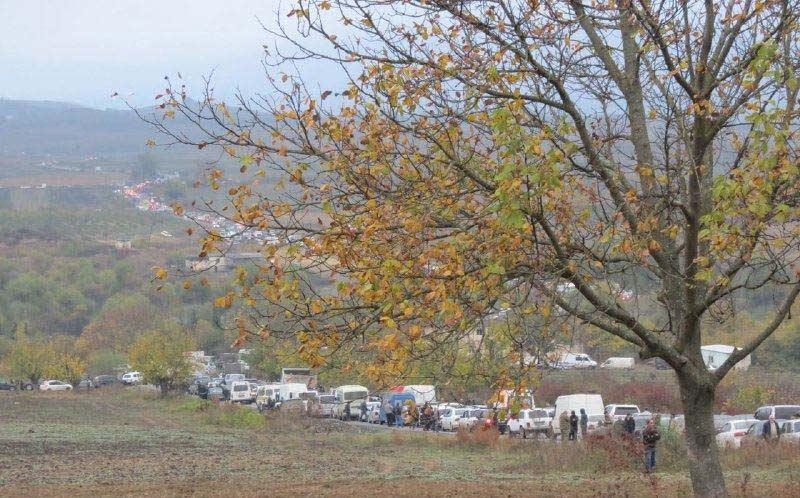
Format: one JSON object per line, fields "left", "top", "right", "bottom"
{"left": 701, "top": 344, "right": 751, "bottom": 372}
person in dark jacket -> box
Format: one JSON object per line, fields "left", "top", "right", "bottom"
{"left": 624, "top": 413, "right": 636, "bottom": 435}
{"left": 579, "top": 408, "right": 589, "bottom": 438}
{"left": 343, "top": 402, "right": 351, "bottom": 420}
{"left": 763, "top": 415, "right": 781, "bottom": 442}
{"left": 642, "top": 419, "right": 661, "bottom": 472}
{"left": 360, "top": 400, "right": 368, "bottom": 422}
{"left": 569, "top": 411, "right": 579, "bottom": 440}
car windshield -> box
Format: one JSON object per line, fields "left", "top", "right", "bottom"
{"left": 233, "top": 385, "right": 248, "bottom": 392}
{"left": 532, "top": 409, "right": 548, "bottom": 418}
{"left": 733, "top": 421, "right": 753, "bottom": 430}
{"left": 615, "top": 407, "right": 638, "bottom": 416}
{"left": 319, "top": 395, "right": 335, "bottom": 403}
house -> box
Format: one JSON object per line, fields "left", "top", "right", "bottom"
{"left": 701, "top": 344, "right": 750, "bottom": 371}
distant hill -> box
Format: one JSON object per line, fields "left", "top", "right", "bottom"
{"left": 0, "top": 99, "right": 196, "bottom": 157}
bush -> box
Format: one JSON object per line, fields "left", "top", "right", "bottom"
{"left": 204, "top": 403, "right": 266, "bottom": 430}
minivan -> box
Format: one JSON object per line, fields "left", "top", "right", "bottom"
{"left": 754, "top": 405, "right": 800, "bottom": 420}
{"left": 120, "top": 372, "right": 142, "bottom": 385}
{"left": 600, "top": 357, "right": 635, "bottom": 370}
{"left": 229, "top": 381, "right": 253, "bottom": 403}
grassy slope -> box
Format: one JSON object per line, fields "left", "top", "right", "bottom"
{"left": 0, "top": 390, "right": 798, "bottom": 497}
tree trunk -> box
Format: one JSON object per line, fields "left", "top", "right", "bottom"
{"left": 677, "top": 373, "right": 727, "bottom": 497}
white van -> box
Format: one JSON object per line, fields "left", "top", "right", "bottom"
{"left": 600, "top": 357, "right": 635, "bottom": 370}
{"left": 332, "top": 385, "right": 370, "bottom": 420}
{"left": 557, "top": 353, "right": 597, "bottom": 370}
{"left": 121, "top": 371, "right": 142, "bottom": 385}
{"left": 229, "top": 381, "right": 253, "bottom": 403}
{"left": 388, "top": 385, "right": 437, "bottom": 405}
{"left": 554, "top": 394, "right": 605, "bottom": 435}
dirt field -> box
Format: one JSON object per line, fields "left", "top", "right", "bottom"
{"left": 0, "top": 390, "right": 797, "bottom": 497}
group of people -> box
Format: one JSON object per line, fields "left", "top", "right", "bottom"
{"left": 557, "top": 409, "right": 662, "bottom": 472}
{"left": 557, "top": 409, "right": 590, "bottom": 441}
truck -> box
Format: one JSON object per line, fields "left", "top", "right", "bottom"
{"left": 281, "top": 367, "right": 318, "bottom": 389}
{"left": 387, "top": 385, "right": 436, "bottom": 405}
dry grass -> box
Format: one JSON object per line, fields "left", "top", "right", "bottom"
{"left": 1, "top": 390, "right": 798, "bottom": 497}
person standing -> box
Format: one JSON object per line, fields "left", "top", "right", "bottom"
{"left": 559, "top": 410, "right": 570, "bottom": 441}
{"left": 343, "top": 402, "right": 351, "bottom": 420}
{"left": 624, "top": 413, "right": 636, "bottom": 436}
{"left": 764, "top": 415, "right": 781, "bottom": 442}
{"left": 642, "top": 419, "right": 661, "bottom": 472}
{"left": 579, "top": 408, "right": 589, "bottom": 438}
{"left": 360, "top": 400, "right": 368, "bottom": 422}
{"left": 604, "top": 409, "right": 613, "bottom": 427}
{"left": 569, "top": 410, "right": 579, "bottom": 441}
{"left": 384, "top": 399, "right": 395, "bottom": 426}
{"left": 394, "top": 402, "right": 404, "bottom": 427}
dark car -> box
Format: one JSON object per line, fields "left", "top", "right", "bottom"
{"left": 93, "top": 375, "right": 118, "bottom": 388}
{"left": 0, "top": 380, "right": 17, "bottom": 391}
{"left": 189, "top": 376, "right": 212, "bottom": 398}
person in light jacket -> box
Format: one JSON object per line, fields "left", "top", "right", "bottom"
{"left": 558, "top": 411, "right": 570, "bottom": 440}
{"left": 763, "top": 415, "right": 781, "bottom": 442}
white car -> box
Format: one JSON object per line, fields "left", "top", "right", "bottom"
{"left": 605, "top": 404, "right": 641, "bottom": 421}
{"left": 363, "top": 401, "right": 382, "bottom": 423}
{"left": 120, "top": 372, "right": 142, "bottom": 385}
{"left": 781, "top": 419, "right": 800, "bottom": 443}
{"left": 716, "top": 419, "right": 757, "bottom": 448}
{"left": 508, "top": 408, "right": 551, "bottom": 438}
{"left": 440, "top": 408, "right": 469, "bottom": 431}
{"left": 455, "top": 409, "right": 482, "bottom": 431}
{"left": 229, "top": 381, "right": 253, "bottom": 403}
{"left": 40, "top": 380, "right": 73, "bottom": 391}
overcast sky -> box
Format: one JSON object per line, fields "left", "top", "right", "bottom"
{"left": 2, "top": 0, "right": 338, "bottom": 109}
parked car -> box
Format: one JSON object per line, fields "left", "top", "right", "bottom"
{"left": 317, "top": 394, "right": 336, "bottom": 418}
{"left": 780, "top": 419, "right": 800, "bottom": 442}
{"left": 120, "top": 371, "right": 142, "bottom": 385}
{"left": 363, "top": 401, "right": 382, "bottom": 423}
{"left": 229, "top": 381, "right": 253, "bottom": 403}
{"left": 0, "top": 380, "right": 17, "bottom": 391}
{"left": 508, "top": 408, "right": 552, "bottom": 438}
{"left": 440, "top": 407, "right": 469, "bottom": 431}
{"left": 77, "top": 378, "right": 94, "bottom": 389}
{"left": 717, "top": 419, "right": 758, "bottom": 448}
{"left": 40, "top": 380, "right": 73, "bottom": 391}
{"left": 740, "top": 420, "right": 788, "bottom": 447}
{"left": 207, "top": 383, "right": 224, "bottom": 402}
{"left": 604, "top": 404, "right": 640, "bottom": 421}
{"left": 92, "top": 375, "right": 118, "bottom": 388}
{"left": 600, "top": 357, "right": 635, "bottom": 369}
{"left": 754, "top": 405, "right": 800, "bottom": 421}
{"left": 455, "top": 409, "right": 480, "bottom": 431}
{"left": 556, "top": 353, "right": 597, "bottom": 370}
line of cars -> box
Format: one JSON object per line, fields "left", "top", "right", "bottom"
{"left": 716, "top": 405, "right": 800, "bottom": 448}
